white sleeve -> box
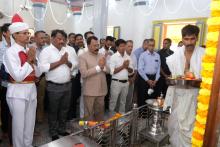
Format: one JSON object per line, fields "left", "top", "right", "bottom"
{"left": 131, "top": 53, "right": 137, "bottom": 70}
{"left": 3, "top": 50, "right": 33, "bottom": 82}
{"left": 109, "top": 55, "right": 116, "bottom": 75}
{"left": 66, "top": 47, "right": 78, "bottom": 71}
{"left": 39, "top": 49, "right": 50, "bottom": 73}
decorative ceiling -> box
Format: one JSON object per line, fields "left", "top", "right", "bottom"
{"left": 51, "top": 0, "right": 93, "bottom": 7}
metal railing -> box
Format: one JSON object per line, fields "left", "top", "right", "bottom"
{"left": 70, "top": 103, "right": 169, "bottom": 147}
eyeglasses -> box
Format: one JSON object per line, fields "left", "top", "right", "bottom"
{"left": 17, "top": 32, "right": 31, "bottom": 35}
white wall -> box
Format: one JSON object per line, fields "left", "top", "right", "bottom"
{"left": 107, "top": 0, "right": 211, "bottom": 48}
{"left": 1, "top": 0, "right": 211, "bottom": 47}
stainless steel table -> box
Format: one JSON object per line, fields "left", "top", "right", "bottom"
{"left": 40, "top": 135, "right": 100, "bottom": 147}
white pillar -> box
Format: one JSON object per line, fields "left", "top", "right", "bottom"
{"left": 93, "top": 0, "right": 108, "bottom": 39}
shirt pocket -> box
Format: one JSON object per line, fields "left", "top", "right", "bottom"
{"left": 154, "top": 59, "right": 160, "bottom": 70}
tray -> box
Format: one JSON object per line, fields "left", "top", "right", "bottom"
{"left": 166, "top": 78, "right": 201, "bottom": 88}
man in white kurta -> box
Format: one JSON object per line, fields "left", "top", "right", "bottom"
{"left": 164, "top": 25, "right": 205, "bottom": 147}
{"left": 3, "top": 14, "right": 41, "bottom": 147}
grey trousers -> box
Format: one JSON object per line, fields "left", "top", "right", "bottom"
{"left": 47, "top": 82, "right": 72, "bottom": 136}
{"left": 125, "top": 83, "right": 134, "bottom": 112}
{"left": 109, "top": 80, "right": 129, "bottom": 113}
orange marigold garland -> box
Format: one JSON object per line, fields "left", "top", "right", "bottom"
{"left": 191, "top": 0, "right": 220, "bottom": 146}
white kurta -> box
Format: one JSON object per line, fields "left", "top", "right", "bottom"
{"left": 3, "top": 43, "right": 41, "bottom": 147}
{"left": 164, "top": 46, "right": 205, "bottom": 147}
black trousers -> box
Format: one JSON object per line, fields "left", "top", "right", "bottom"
{"left": 137, "top": 74, "right": 160, "bottom": 107}
{"left": 157, "top": 76, "right": 169, "bottom": 97}
{"left": 47, "top": 82, "right": 72, "bottom": 136}
{"left": 0, "top": 86, "right": 12, "bottom": 144}
{"left": 68, "top": 74, "right": 81, "bottom": 119}
{"left": 105, "top": 74, "right": 112, "bottom": 110}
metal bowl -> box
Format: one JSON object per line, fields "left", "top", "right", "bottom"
{"left": 145, "top": 99, "right": 164, "bottom": 111}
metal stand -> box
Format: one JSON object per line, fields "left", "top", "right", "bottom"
{"left": 139, "top": 128, "right": 169, "bottom": 147}
{"left": 139, "top": 99, "right": 169, "bottom": 147}
{"left": 149, "top": 109, "right": 163, "bottom": 136}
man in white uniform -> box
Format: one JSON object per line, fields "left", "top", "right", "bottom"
{"left": 3, "top": 14, "right": 41, "bottom": 147}
{"left": 165, "top": 25, "right": 205, "bottom": 147}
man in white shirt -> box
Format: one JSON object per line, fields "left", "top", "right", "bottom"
{"left": 4, "top": 14, "right": 41, "bottom": 147}
{"left": 32, "top": 30, "right": 47, "bottom": 123}
{"left": 39, "top": 29, "right": 72, "bottom": 141}
{"left": 64, "top": 38, "right": 79, "bottom": 120}
{"left": 109, "top": 39, "right": 133, "bottom": 114}
{"left": 99, "top": 36, "right": 114, "bottom": 110}
{"left": 125, "top": 40, "right": 137, "bottom": 112}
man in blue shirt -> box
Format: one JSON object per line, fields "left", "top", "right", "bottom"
{"left": 133, "top": 39, "right": 148, "bottom": 64}
{"left": 138, "top": 39, "right": 161, "bottom": 106}
{"left": 133, "top": 39, "right": 148, "bottom": 106}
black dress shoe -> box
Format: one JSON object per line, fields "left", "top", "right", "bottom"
{"left": 58, "top": 132, "right": 70, "bottom": 136}
{"left": 51, "top": 135, "right": 59, "bottom": 141}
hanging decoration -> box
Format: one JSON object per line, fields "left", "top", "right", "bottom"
{"left": 27, "top": 0, "right": 48, "bottom": 22}
{"left": 191, "top": 0, "right": 220, "bottom": 146}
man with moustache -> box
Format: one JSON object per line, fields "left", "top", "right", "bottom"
{"left": 138, "top": 39, "right": 161, "bottom": 104}
{"left": 99, "top": 36, "right": 114, "bottom": 110}
{"left": 39, "top": 29, "right": 72, "bottom": 141}
{"left": 157, "top": 38, "right": 173, "bottom": 96}
{"left": 68, "top": 33, "right": 75, "bottom": 47}
{"left": 3, "top": 14, "right": 41, "bottom": 147}
{"left": 109, "top": 39, "right": 133, "bottom": 114}
{"left": 84, "top": 31, "right": 94, "bottom": 42}
{"left": 77, "top": 33, "right": 94, "bottom": 119}
{"left": 32, "top": 30, "right": 47, "bottom": 123}
{"left": 74, "top": 34, "right": 85, "bottom": 54}
{"left": 63, "top": 37, "right": 79, "bottom": 120}
{"left": 132, "top": 39, "right": 148, "bottom": 107}
{"left": 125, "top": 40, "right": 137, "bottom": 111}
{"left": 165, "top": 25, "right": 205, "bottom": 147}
{"left": 79, "top": 36, "right": 108, "bottom": 121}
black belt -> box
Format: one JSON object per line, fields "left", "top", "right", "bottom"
{"left": 47, "top": 81, "right": 71, "bottom": 85}
{"left": 112, "top": 79, "right": 128, "bottom": 83}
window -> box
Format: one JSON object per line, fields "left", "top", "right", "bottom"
{"left": 152, "top": 18, "right": 207, "bottom": 50}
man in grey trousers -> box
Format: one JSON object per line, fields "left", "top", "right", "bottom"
{"left": 39, "top": 30, "right": 73, "bottom": 141}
